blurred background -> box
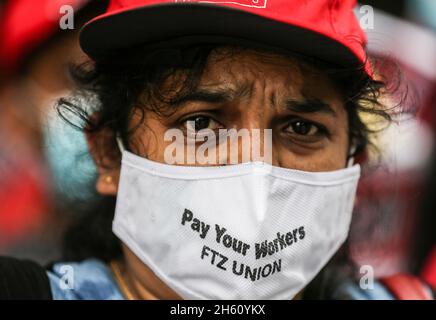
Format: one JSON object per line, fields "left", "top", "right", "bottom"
{"left": 0, "top": 0, "right": 434, "bottom": 289}
{"left": 0, "top": 0, "right": 107, "bottom": 263}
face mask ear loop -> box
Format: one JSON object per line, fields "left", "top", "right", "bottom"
{"left": 347, "top": 145, "right": 357, "bottom": 168}
{"left": 116, "top": 134, "right": 126, "bottom": 154}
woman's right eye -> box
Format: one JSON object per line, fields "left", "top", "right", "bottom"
{"left": 182, "top": 115, "right": 223, "bottom": 133}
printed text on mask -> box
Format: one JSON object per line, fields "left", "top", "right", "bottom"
{"left": 181, "top": 208, "right": 306, "bottom": 282}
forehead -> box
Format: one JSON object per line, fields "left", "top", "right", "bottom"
{"left": 199, "top": 47, "right": 340, "bottom": 99}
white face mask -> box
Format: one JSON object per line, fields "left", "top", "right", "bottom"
{"left": 113, "top": 146, "right": 360, "bottom": 300}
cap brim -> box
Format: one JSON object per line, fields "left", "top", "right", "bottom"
{"left": 80, "top": 3, "right": 364, "bottom": 69}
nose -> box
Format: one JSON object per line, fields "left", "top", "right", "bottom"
{"left": 221, "top": 108, "right": 277, "bottom": 165}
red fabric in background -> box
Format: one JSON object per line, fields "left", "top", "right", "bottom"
{"left": 0, "top": 159, "right": 51, "bottom": 246}
{"left": 422, "top": 246, "right": 436, "bottom": 289}
{"left": 0, "top": 0, "right": 88, "bottom": 73}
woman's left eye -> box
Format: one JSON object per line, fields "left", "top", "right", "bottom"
{"left": 284, "top": 120, "right": 322, "bottom": 136}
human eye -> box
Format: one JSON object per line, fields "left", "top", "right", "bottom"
{"left": 285, "top": 120, "right": 321, "bottom": 136}
{"left": 180, "top": 114, "right": 225, "bottom": 141}
{"left": 282, "top": 118, "right": 330, "bottom": 143}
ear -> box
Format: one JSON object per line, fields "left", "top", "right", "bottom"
{"left": 85, "top": 125, "right": 122, "bottom": 196}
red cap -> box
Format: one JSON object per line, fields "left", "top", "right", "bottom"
{"left": 80, "top": 0, "right": 370, "bottom": 74}
{"left": 0, "top": 0, "right": 89, "bottom": 73}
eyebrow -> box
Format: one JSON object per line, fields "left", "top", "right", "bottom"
{"left": 284, "top": 98, "right": 337, "bottom": 117}
{"left": 170, "top": 87, "right": 336, "bottom": 117}
{"left": 170, "top": 84, "right": 254, "bottom": 106}
{"left": 169, "top": 89, "right": 233, "bottom": 107}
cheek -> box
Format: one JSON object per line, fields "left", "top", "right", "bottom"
{"left": 129, "top": 115, "right": 171, "bottom": 163}
{"left": 277, "top": 145, "right": 348, "bottom": 171}
{"left": 275, "top": 127, "right": 349, "bottom": 172}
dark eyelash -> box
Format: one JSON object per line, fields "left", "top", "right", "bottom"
{"left": 287, "top": 118, "right": 330, "bottom": 137}
{"left": 177, "top": 113, "right": 224, "bottom": 131}
{"left": 180, "top": 114, "right": 211, "bottom": 125}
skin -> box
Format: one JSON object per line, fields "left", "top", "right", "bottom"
{"left": 87, "top": 47, "right": 350, "bottom": 299}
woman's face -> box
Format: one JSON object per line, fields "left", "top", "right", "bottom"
{"left": 90, "top": 47, "right": 350, "bottom": 298}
